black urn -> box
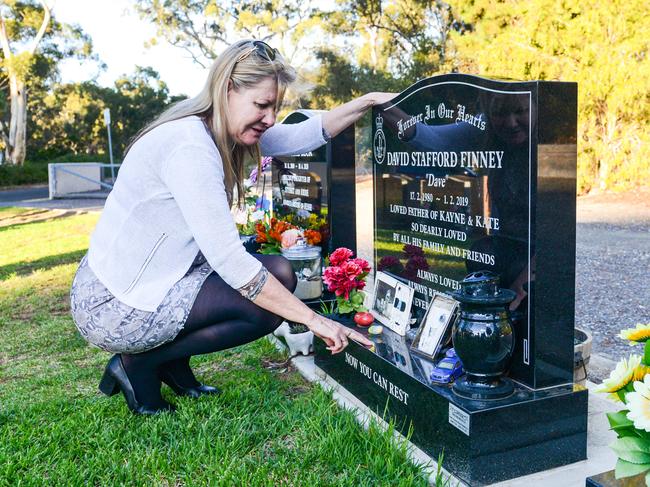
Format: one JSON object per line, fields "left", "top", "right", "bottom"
{"left": 451, "top": 271, "right": 516, "bottom": 400}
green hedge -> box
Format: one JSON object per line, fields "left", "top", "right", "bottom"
{"left": 0, "top": 155, "right": 112, "bottom": 189}
{"left": 0, "top": 161, "right": 49, "bottom": 188}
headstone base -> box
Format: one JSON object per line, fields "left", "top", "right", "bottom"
{"left": 586, "top": 470, "right": 647, "bottom": 487}
{"left": 315, "top": 324, "right": 588, "bottom": 486}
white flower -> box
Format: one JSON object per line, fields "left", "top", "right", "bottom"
{"left": 250, "top": 210, "right": 265, "bottom": 222}
{"left": 597, "top": 355, "right": 643, "bottom": 394}
{"left": 626, "top": 375, "right": 650, "bottom": 432}
{"left": 233, "top": 208, "right": 248, "bottom": 225}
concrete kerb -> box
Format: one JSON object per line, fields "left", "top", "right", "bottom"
{"left": 266, "top": 335, "right": 619, "bottom": 487}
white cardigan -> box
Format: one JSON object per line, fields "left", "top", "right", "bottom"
{"left": 87, "top": 114, "right": 326, "bottom": 311}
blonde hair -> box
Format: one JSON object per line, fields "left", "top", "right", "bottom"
{"left": 126, "top": 39, "right": 296, "bottom": 206}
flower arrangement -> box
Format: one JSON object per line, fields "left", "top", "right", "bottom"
{"left": 255, "top": 218, "right": 297, "bottom": 254}
{"left": 255, "top": 218, "right": 323, "bottom": 255}
{"left": 249, "top": 156, "right": 272, "bottom": 185}
{"left": 236, "top": 157, "right": 273, "bottom": 235}
{"left": 323, "top": 248, "right": 371, "bottom": 315}
{"left": 597, "top": 323, "right": 650, "bottom": 480}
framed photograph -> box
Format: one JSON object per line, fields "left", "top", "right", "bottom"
{"left": 410, "top": 292, "right": 459, "bottom": 360}
{"left": 370, "top": 271, "right": 415, "bottom": 336}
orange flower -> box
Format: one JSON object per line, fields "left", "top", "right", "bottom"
{"left": 304, "top": 229, "right": 321, "bottom": 245}
{"left": 269, "top": 220, "right": 295, "bottom": 242}
{"left": 255, "top": 222, "right": 268, "bottom": 243}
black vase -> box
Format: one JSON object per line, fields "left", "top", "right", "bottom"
{"left": 451, "top": 271, "right": 516, "bottom": 401}
{"left": 240, "top": 234, "right": 261, "bottom": 254}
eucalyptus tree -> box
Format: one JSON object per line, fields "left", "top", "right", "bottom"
{"left": 309, "top": 0, "right": 458, "bottom": 106}
{"left": 133, "top": 0, "right": 319, "bottom": 67}
{"left": 444, "top": 0, "right": 650, "bottom": 193}
{"left": 28, "top": 67, "right": 185, "bottom": 161}
{"left": 0, "top": 0, "right": 94, "bottom": 165}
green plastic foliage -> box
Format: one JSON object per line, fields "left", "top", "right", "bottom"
{"left": 444, "top": 0, "right": 650, "bottom": 194}
{"left": 615, "top": 458, "right": 650, "bottom": 479}
{"left": 611, "top": 437, "right": 650, "bottom": 464}
{"left": 336, "top": 289, "right": 367, "bottom": 314}
{"left": 607, "top": 410, "right": 637, "bottom": 438}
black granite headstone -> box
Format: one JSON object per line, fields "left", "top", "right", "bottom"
{"left": 372, "top": 74, "right": 577, "bottom": 390}
{"left": 271, "top": 110, "right": 356, "bottom": 255}
{"left": 314, "top": 74, "right": 587, "bottom": 485}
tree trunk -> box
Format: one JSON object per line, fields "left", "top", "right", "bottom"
{"left": 6, "top": 75, "right": 27, "bottom": 165}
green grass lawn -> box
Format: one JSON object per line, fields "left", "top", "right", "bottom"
{"left": 0, "top": 208, "right": 433, "bottom": 486}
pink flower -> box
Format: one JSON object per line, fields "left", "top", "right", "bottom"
{"left": 323, "top": 266, "right": 345, "bottom": 288}
{"left": 343, "top": 260, "right": 362, "bottom": 279}
{"left": 351, "top": 258, "right": 370, "bottom": 274}
{"left": 280, "top": 229, "right": 302, "bottom": 249}
{"left": 324, "top": 248, "right": 372, "bottom": 302}
{"left": 329, "top": 247, "right": 354, "bottom": 266}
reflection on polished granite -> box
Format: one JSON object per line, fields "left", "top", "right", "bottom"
{"left": 362, "top": 323, "right": 577, "bottom": 412}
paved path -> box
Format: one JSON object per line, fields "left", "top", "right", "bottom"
{"left": 0, "top": 184, "right": 106, "bottom": 211}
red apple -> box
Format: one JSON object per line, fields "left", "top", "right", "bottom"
{"left": 354, "top": 312, "right": 374, "bottom": 327}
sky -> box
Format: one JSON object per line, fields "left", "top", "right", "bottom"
{"left": 54, "top": 0, "right": 208, "bottom": 96}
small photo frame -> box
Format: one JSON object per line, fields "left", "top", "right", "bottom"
{"left": 370, "top": 271, "right": 415, "bottom": 336}
{"left": 410, "top": 291, "right": 459, "bottom": 360}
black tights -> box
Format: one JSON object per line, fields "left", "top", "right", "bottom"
{"left": 120, "top": 255, "right": 297, "bottom": 406}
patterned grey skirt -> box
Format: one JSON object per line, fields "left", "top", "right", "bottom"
{"left": 70, "top": 253, "right": 213, "bottom": 354}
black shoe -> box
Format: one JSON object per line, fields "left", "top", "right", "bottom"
{"left": 99, "top": 354, "right": 176, "bottom": 415}
{"left": 159, "top": 370, "right": 221, "bottom": 399}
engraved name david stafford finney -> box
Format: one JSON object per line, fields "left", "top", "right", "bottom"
{"left": 344, "top": 352, "right": 410, "bottom": 405}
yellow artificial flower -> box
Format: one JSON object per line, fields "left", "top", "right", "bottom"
{"left": 634, "top": 363, "right": 650, "bottom": 382}
{"left": 597, "top": 355, "right": 643, "bottom": 394}
{"left": 620, "top": 323, "right": 650, "bottom": 343}
{"left": 626, "top": 375, "right": 650, "bottom": 432}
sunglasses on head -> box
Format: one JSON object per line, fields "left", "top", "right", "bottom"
{"left": 237, "top": 40, "right": 277, "bottom": 63}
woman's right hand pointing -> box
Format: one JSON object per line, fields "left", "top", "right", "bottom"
{"left": 306, "top": 314, "right": 374, "bottom": 354}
